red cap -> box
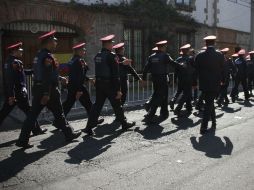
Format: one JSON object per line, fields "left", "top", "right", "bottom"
{"left": 180, "top": 44, "right": 191, "bottom": 50}
{"left": 72, "top": 42, "right": 86, "bottom": 50}
{"left": 6, "top": 42, "right": 23, "bottom": 51}
{"left": 249, "top": 50, "right": 254, "bottom": 54}
{"left": 156, "top": 40, "right": 168, "bottom": 45}
{"left": 232, "top": 53, "right": 238, "bottom": 57}
{"left": 152, "top": 47, "right": 158, "bottom": 51}
{"left": 221, "top": 48, "right": 229, "bottom": 52}
{"left": 100, "top": 34, "right": 115, "bottom": 42}
{"left": 39, "top": 30, "right": 57, "bottom": 41}
{"left": 203, "top": 35, "right": 217, "bottom": 40}
{"left": 238, "top": 49, "right": 246, "bottom": 55}
{"left": 113, "top": 42, "right": 124, "bottom": 49}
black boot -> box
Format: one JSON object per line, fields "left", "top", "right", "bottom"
{"left": 32, "top": 128, "right": 47, "bottom": 136}
{"left": 169, "top": 100, "right": 175, "bottom": 110}
{"left": 63, "top": 127, "right": 81, "bottom": 142}
{"left": 16, "top": 141, "right": 34, "bottom": 149}
{"left": 122, "top": 121, "right": 135, "bottom": 130}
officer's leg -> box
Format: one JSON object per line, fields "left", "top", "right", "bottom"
{"left": 160, "top": 82, "right": 169, "bottom": 117}
{"left": 46, "top": 87, "right": 80, "bottom": 140}
{"left": 85, "top": 82, "right": 107, "bottom": 130}
{"left": 230, "top": 78, "right": 240, "bottom": 102}
{"left": 16, "top": 91, "right": 46, "bottom": 134}
{"left": 146, "top": 81, "right": 159, "bottom": 118}
{"left": 79, "top": 87, "right": 93, "bottom": 114}
{"left": 241, "top": 78, "right": 249, "bottom": 99}
{"left": 170, "top": 85, "right": 182, "bottom": 110}
{"left": 185, "top": 86, "right": 193, "bottom": 112}
{"left": 62, "top": 89, "right": 76, "bottom": 116}
{"left": 17, "top": 89, "right": 45, "bottom": 146}
{"left": 0, "top": 99, "right": 15, "bottom": 126}
{"left": 196, "top": 91, "right": 204, "bottom": 110}
{"left": 200, "top": 92, "right": 215, "bottom": 134}
{"left": 120, "top": 80, "right": 128, "bottom": 106}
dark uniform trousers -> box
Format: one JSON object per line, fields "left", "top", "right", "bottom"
{"left": 175, "top": 83, "right": 192, "bottom": 112}
{"left": 18, "top": 85, "right": 73, "bottom": 143}
{"left": 217, "top": 81, "right": 230, "bottom": 104}
{"left": 62, "top": 86, "right": 92, "bottom": 116}
{"left": 0, "top": 88, "right": 41, "bottom": 132}
{"left": 86, "top": 79, "right": 126, "bottom": 129}
{"left": 120, "top": 78, "right": 128, "bottom": 105}
{"left": 147, "top": 75, "right": 169, "bottom": 117}
{"left": 248, "top": 74, "right": 254, "bottom": 94}
{"left": 231, "top": 76, "right": 248, "bottom": 98}
{"left": 201, "top": 91, "right": 216, "bottom": 130}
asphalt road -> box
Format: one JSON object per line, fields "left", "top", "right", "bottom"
{"left": 0, "top": 93, "right": 254, "bottom": 190}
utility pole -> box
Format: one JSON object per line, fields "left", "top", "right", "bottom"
{"left": 251, "top": 0, "right": 254, "bottom": 49}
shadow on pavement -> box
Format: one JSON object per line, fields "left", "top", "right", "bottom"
{"left": 220, "top": 106, "right": 241, "bottom": 113}
{"left": 0, "top": 132, "right": 69, "bottom": 183}
{"left": 190, "top": 129, "right": 233, "bottom": 158}
{"left": 65, "top": 123, "right": 123, "bottom": 164}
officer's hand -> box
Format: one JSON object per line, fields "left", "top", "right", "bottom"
{"left": 8, "top": 97, "right": 16, "bottom": 106}
{"left": 89, "top": 79, "right": 96, "bottom": 85}
{"left": 123, "top": 59, "right": 132, "bottom": 65}
{"left": 76, "top": 91, "right": 83, "bottom": 100}
{"left": 61, "top": 77, "right": 68, "bottom": 86}
{"left": 115, "top": 91, "right": 122, "bottom": 99}
{"left": 41, "top": 95, "right": 50, "bottom": 105}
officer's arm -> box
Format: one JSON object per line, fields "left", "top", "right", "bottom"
{"left": 142, "top": 58, "right": 151, "bottom": 80}
{"left": 42, "top": 57, "right": 53, "bottom": 96}
{"left": 4, "top": 62, "right": 15, "bottom": 97}
{"left": 167, "top": 54, "right": 178, "bottom": 67}
{"left": 109, "top": 54, "right": 121, "bottom": 91}
{"left": 128, "top": 65, "right": 142, "bottom": 81}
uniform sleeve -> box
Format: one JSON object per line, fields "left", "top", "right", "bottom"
{"left": 4, "top": 62, "right": 15, "bottom": 97}
{"left": 41, "top": 56, "right": 53, "bottom": 96}
{"left": 142, "top": 58, "right": 151, "bottom": 80}
{"left": 128, "top": 65, "right": 141, "bottom": 81}
{"left": 167, "top": 54, "right": 178, "bottom": 66}
{"left": 108, "top": 53, "right": 121, "bottom": 91}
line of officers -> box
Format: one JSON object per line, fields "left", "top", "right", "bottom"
{"left": 0, "top": 30, "right": 253, "bottom": 148}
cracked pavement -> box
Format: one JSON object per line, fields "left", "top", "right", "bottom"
{"left": 1, "top": 93, "right": 254, "bottom": 190}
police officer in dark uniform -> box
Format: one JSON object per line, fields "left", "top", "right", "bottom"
{"left": 195, "top": 35, "right": 224, "bottom": 135}
{"left": 83, "top": 35, "right": 135, "bottom": 135}
{"left": 142, "top": 40, "right": 175, "bottom": 122}
{"left": 55, "top": 42, "right": 104, "bottom": 125}
{"left": 169, "top": 50, "right": 184, "bottom": 111}
{"left": 247, "top": 51, "right": 254, "bottom": 95}
{"left": 113, "top": 42, "right": 144, "bottom": 105}
{"left": 173, "top": 44, "right": 195, "bottom": 116}
{"left": 230, "top": 49, "right": 249, "bottom": 102}
{"left": 0, "top": 42, "right": 46, "bottom": 135}
{"left": 16, "top": 30, "right": 81, "bottom": 148}
{"left": 217, "top": 48, "right": 232, "bottom": 106}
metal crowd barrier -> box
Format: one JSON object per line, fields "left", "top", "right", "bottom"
{"left": 24, "top": 70, "right": 235, "bottom": 122}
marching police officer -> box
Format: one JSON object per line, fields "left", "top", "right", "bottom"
{"left": 16, "top": 30, "right": 81, "bottom": 148}
{"left": 142, "top": 40, "right": 175, "bottom": 122}
{"left": 55, "top": 42, "right": 104, "bottom": 125}
{"left": 113, "top": 42, "right": 143, "bottom": 105}
{"left": 230, "top": 49, "right": 249, "bottom": 102}
{"left": 173, "top": 44, "right": 195, "bottom": 116}
{"left": 247, "top": 51, "right": 254, "bottom": 95}
{"left": 195, "top": 35, "right": 224, "bottom": 135}
{"left": 0, "top": 42, "right": 46, "bottom": 135}
{"left": 217, "top": 48, "right": 232, "bottom": 106}
{"left": 83, "top": 34, "right": 135, "bottom": 135}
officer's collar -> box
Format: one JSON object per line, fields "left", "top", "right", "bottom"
{"left": 101, "top": 47, "right": 111, "bottom": 52}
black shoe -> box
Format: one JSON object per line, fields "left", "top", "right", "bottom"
{"left": 211, "top": 122, "right": 216, "bottom": 129}
{"left": 231, "top": 97, "right": 235, "bottom": 103}
{"left": 122, "top": 121, "right": 136, "bottom": 130}
{"left": 200, "top": 128, "right": 209, "bottom": 135}
{"left": 16, "top": 141, "right": 34, "bottom": 149}
{"left": 65, "top": 130, "right": 81, "bottom": 142}
{"left": 169, "top": 100, "right": 175, "bottom": 110}
{"left": 97, "top": 118, "right": 104, "bottom": 125}
{"left": 32, "top": 128, "right": 48, "bottom": 136}
{"left": 82, "top": 127, "right": 94, "bottom": 136}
